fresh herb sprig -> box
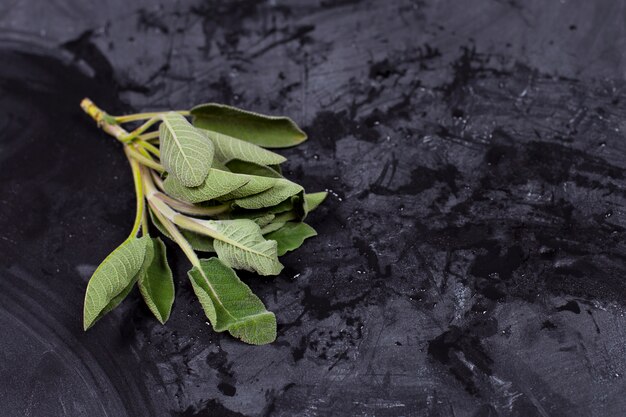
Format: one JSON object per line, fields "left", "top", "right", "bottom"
{"left": 80, "top": 98, "right": 326, "bottom": 345}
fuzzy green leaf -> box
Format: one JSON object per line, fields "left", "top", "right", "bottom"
{"left": 269, "top": 164, "right": 282, "bottom": 175}
{"left": 216, "top": 197, "right": 295, "bottom": 226}
{"left": 292, "top": 191, "right": 308, "bottom": 220}
{"left": 138, "top": 238, "right": 175, "bottom": 324}
{"left": 260, "top": 221, "right": 286, "bottom": 235}
{"left": 188, "top": 258, "right": 276, "bottom": 345}
{"left": 205, "top": 130, "right": 286, "bottom": 166}
{"left": 226, "top": 159, "right": 283, "bottom": 178}
{"left": 218, "top": 175, "right": 277, "bottom": 201}
{"left": 265, "top": 222, "right": 318, "bottom": 256}
{"left": 233, "top": 179, "right": 303, "bottom": 210}
{"left": 272, "top": 210, "right": 298, "bottom": 224}
{"left": 190, "top": 218, "right": 283, "bottom": 275}
{"left": 264, "top": 197, "right": 295, "bottom": 214}
{"left": 83, "top": 236, "right": 149, "bottom": 330}
{"left": 211, "top": 155, "right": 231, "bottom": 171}
{"left": 252, "top": 214, "right": 275, "bottom": 227}
{"left": 191, "top": 103, "right": 307, "bottom": 148}
{"left": 304, "top": 192, "right": 327, "bottom": 212}
{"left": 149, "top": 209, "right": 215, "bottom": 252}
{"left": 163, "top": 168, "right": 250, "bottom": 203}
{"left": 160, "top": 112, "right": 214, "bottom": 187}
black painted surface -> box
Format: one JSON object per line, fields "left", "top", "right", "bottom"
{"left": 1, "top": 1, "right": 626, "bottom": 416}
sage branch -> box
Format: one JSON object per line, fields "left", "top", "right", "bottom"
{"left": 80, "top": 98, "right": 326, "bottom": 345}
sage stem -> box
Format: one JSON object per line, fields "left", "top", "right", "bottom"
{"left": 142, "top": 167, "right": 201, "bottom": 268}
{"left": 120, "top": 117, "right": 160, "bottom": 143}
{"left": 139, "top": 140, "right": 161, "bottom": 157}
{"left": 157, "top": 193, "right": 230, "bottom": 217}
{"left": 126, "top": 146, "right": 165, "bottom": 172}
{"left": 115, "top": 110, "right": 190, "bottom": 124}
{"left": 80, "top": 98, "right": 128, "bottom": 143}
{"left": 139, "top": 131, "right": 160, "bottom": 141}
{"left": 125, "top": 154, "right": 145, "bottom": 240}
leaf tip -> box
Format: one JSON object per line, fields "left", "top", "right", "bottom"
{"left": 83, "top": 316, "right": 94, "bottom": 331}
{"left": 295, "top": 128, "right": 308, "bottom": 144}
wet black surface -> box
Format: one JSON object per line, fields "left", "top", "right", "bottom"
{"left": 1, "top": 1, "right": 626, "bottom": 416}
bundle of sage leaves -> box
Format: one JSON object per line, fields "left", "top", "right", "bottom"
{"left": 80, "top": 99, "right": 326, "bottom": 345}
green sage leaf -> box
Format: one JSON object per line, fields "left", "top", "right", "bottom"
{"left": 190, "top": 218, "right": 283, "bottom": 275}
{"left": 233, "top": 178, "right": 303, "bottom": 210}
{"left": 226, "top": 159, "right": 283, "bottom": 178}
{"left": 265, "top": 222, "right": 318, "bottom": 256}
{"left": 149, "top": 209, "right": 215, "bottom": 252}
{"left": 160, "top": 112, "right": 214, "bottom": 187}
{"left": 304, "top": 192, "right": 327, "bottom": 212}
{"left": 163, "top": 168, "right": 250, "bottom": 203}
{"left": 205, "top": 130, "right": 286, "bottom": 166}
{"left": 211, "top": 154, "right": 231, "bottom": 171}
{"left": 188, "top": 258, "right": 276, "bottom": 345}
{"left": 191, "top": 103, "right": 307, "bottom": 148}
{"left": 83, "top": 236, "right": 149, "bottom": 330}
{"left": 138, "top": 238, "right": 175, "bottom": 324}
{"left": 291, "top": 191, "right": 308, "bottom": 220}
{"left": 216, "top": 197, "right": 295, "bottom": 226}
{"left": 272, "top": 210, "right": 298, "bottom": 223}
{"left": 266, "top": 196, "right": 295, "bottom": 214}
{"left": 260, "top": 221, "right": 286, "bottom": 235}
{"left": 252, "top": 214, "right": 275, "bottom": 227}
{"left": 269, "top": 164, "right": 282, "bottom": 175}
{"left": 218, "top": 175, "right": 277, "bottom": 201}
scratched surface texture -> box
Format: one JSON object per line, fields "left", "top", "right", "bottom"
{"left": 1, "top": 1, "right": 626, "bottom": 416}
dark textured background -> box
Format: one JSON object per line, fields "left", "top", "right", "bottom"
{"left": 1, "top": 1, "right": 626, "bottom": 416}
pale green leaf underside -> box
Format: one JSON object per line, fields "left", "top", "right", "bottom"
{"left": 226, "top": 159, "right": 283, "bottom": 178}
{"left": 261, "top": 221, "right": 286, "bottom": 235}
{"left": 218, "top": 175, "right": 277, "bottom": 201}
{"left": 188, "top": 258, "right": 276, "bottom": 345}
{"left": 233, "top": 179, "right": 303, "bottom": 210}
{"left": 138, "top": 238, "right": 175, "bottom": 324}
{"left": 191, "top": 103, "right": 307, "bottom": 149}
{"left": 211, "top": 154, "right": 231, "bottom": 171}
{"left": 272, "top": 210, "right": 298, "bottom": 224}
{"left": 265, "top": 222, "right": 318, "bottom": 256}
{"left": 252, "top": 214, "right": 275, "bottom": 227}
{"left": 149, "top": 209, "right": 215, "bottom": 252}
{"left": 263, "top": 197, "right": 296, "bottom": 214}
{"left": 163, "top": 168, "right": 250, "bottom": 203}
{"left": 215, "top": 198, "right": 294, "bottom": 227}
{"left": 84, "top": 236, "right": 149, "bottom": 330}
{"left": 194, "top": 219, "right": 283, "bottom": 276}
{"left": 160, "top": 112, "right": 214, "bottom": 187}
{"left": 204, "top": 130, "right": 286, "bottom": 166}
